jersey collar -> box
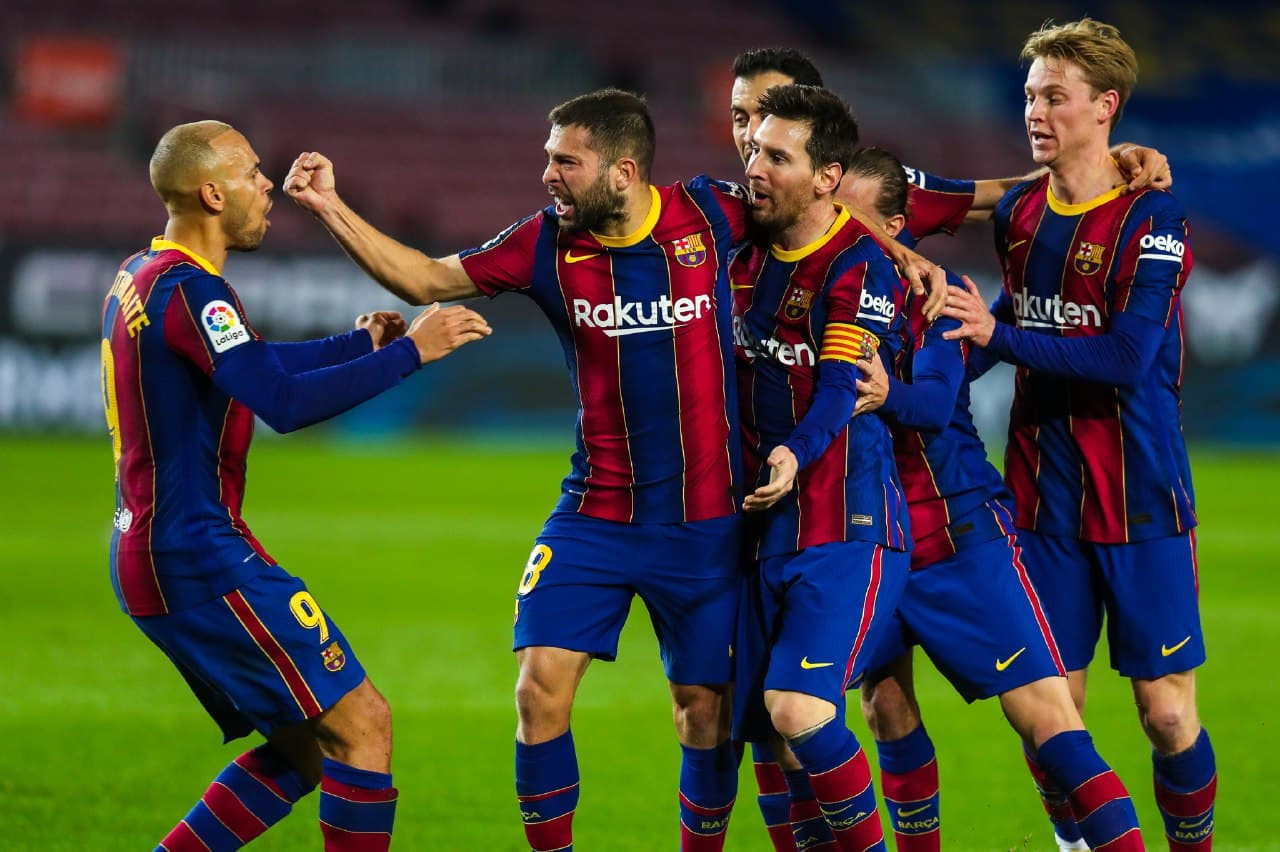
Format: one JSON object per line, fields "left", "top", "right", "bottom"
{"left": 151, "top": 237, "right": 221, "bottom": 275}
{"left": 591, "top": 185, "right": 662, "bottom": 248}
{"left": 770, "top": 203, "right": 852, "bottom": 262}
{"left": 1046, "top": 183, "right": 1126, "bottom": 216}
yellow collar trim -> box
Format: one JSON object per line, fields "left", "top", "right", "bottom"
{"left": 151, "top": 237, "right": 221, "bottom": 275}
{"left": 1046, "top": 183, "right": 1125, "bottom": 216}
{"left": 592, "top": 185, "right": 662, "bottom": 248}
{"left": 770, "top": 203, "right": 852, "bottom": 262}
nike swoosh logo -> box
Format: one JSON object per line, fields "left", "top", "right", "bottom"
{"left": 995, "top": 647, "right": 1026, "bottom": 671}
{"left": 730, "top": 281, "right": 754, "bottom": 290}
{"left": 1178, "top": 813, "right": 1212, "bottom": 830}
{"left": 1007, "top": 239, "right": 1029, "bottom": 252}
{"left": 899, "top": 804, "right": 931, "bottom": 817}
{"left": 800, "top": 657, "right": 833, "bottom": 670}
{"left": 564, "top": 250, "right": 600, "bottom": 264}
{"left": 1162, "top": 636, "right": 1191, "bottom": 656}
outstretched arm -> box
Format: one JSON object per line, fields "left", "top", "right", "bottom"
{"left": 964, "top": 144, "right": 1172, "bottom": 222}
{"left": 285, "top": 152, "right": 479, "bottom": 305}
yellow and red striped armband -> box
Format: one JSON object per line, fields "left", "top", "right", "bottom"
{"left": 819, "top": 322, "right": 880, "bottom": 364}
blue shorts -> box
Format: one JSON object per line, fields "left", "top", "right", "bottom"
{"left": 734, "top": 541, "right": 909, "bottom": 742}
{"left": 133, "top": 563, "right": 366, "bottom": 742}
{"left": 1019, "top": 529, "right": 1205, "bottom": 678}
{"left": 862, "top": 534, "right": 1066, "bottom": 702}
{"left": 512, "top": 511, "right": 742, "bottom": 685}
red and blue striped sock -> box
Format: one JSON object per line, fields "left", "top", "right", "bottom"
{"left": 516, "top": 730, "right": 579, "bottom": 852}
{"left": 679, "top": 741, "right": 738, "bottom": 850}
{"left": 318, "top": 758, "right": 397, "bottom": 851}
{"left": 790, "top": 720, "right": 887, "bottom": 852}
{"left": 785, "top": 769, "right": 838, "bottom": 851}
{"left": 1024, "top": 741, "right": 1085, "bottom": 845}
{"left": 1153, "top": 727, "right": 1216, "bottom": 851}
{"left": 877, "top": 726, "right": 940, "bottom": 852}
{"left": 752, "top": 742, "right": 798, "bottom": 851}
{"left": 156, "top": 744, "right": 314, "bottom": 851}
{"left": 1035, "top": 730, "right": 1142, "bottom": 850}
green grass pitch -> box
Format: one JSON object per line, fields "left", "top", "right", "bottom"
{"left": 2, "top": 434, "right": 1277, "bottom": 850}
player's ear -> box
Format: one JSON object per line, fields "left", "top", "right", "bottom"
{"left": 198, "top": 181, "right": 225, "bottom": 213}
{"left": 884, "top": 213, "right": 907, "bottom": 238}
{"left": 613, "top": 157, "right": 638, "bottom": 191}
{"left": 814, "top": 162, "right": 842, "bottom": 197}
{"left": 1097, "top": 89, "right": 1119, "bottom": 126}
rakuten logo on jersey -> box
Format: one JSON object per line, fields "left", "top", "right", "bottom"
{"left": 855, "top": 290, "right": 895, "bottom": 326}
{"left": 733, "top": 315, "right": 816, "bottom": 366}
{"left": 572, "top": 294, "right": 712, "bottom": 337}
{"left": 1138, "top": 233, "right": 1185, "bottom": 262}
{"left": 1012, "top": 291, "right": 1104, "bottom": 330}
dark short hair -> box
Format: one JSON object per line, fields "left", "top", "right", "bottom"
{"left": 548, "top": 88, "right": 655, "bottom": 178}
{"left": 847, "top": 146, "right": 909, "bottom": 220}
{"left": 732, "top": 47, "right": 823, "bottom": 86}
{"left": 756, "top": 84, "right": 858, "bottom": 173}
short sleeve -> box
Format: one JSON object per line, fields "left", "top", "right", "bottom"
{"left": 457, "top": 212, "right": 543, "bottom": 297}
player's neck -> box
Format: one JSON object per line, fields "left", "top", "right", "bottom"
{"left": 163, "top": 219, "right": 228, "bottom": 273}
{"left": 596, "top": 183, "right": 655, "bottom": 240}
{"left": 1047, "top": 143, "right": 1124, "bottom": 205}
{"left": 773, "top": 201, "right": 840, "bottom": 253}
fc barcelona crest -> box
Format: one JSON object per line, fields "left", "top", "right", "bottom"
{"left": 783, "top": 286, "right": 815, "bottom": 320}
{"left": 1074, "top": 241, "right": 1107, "bottom": 275}
{"left": 672, "top": 234, "right": 707, "bottom": 268}
{"left": 321, "top": 641, "right": 347, "bottom": 672}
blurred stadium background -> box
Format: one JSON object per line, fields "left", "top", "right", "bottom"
{"left": 1, "top": 0, "right": 1277, "bottom": 849}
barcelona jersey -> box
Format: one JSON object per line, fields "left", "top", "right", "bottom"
{"left": 900, "top": 170, "right": 976, "bottom": 250}
{"left": 458, "top": 176, "right": 748, "bottom": 525}
{"left": 890, "top": 288, "right": 1015, "bottom": 569}
{"left": 996, "top": 177, "right": 1196, "bottom": 543}
{"left": 102, "top": 239, "right": 274, "bottom": 617}
{"left": 732, "top": 206, "right": 909, "bottom": 557}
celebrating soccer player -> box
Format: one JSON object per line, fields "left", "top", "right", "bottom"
{"left": 730, "top": 84, "right": 912, "bottom": 852}
{"left": 102, "top": 121, "right": 490, "bottom": 851}
{"left": 286, "top": 89, "right": 755, "bottom": 851}
{"left": 942, "top": 19, "right": 1215, "bottom": 852}
{"left": 846, "top": 145, "right": 1145, "bottom": 852}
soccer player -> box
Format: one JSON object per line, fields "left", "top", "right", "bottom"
{"left": 731, "top": 83, "right": 912, "bottom": 852}
{"left": 727, "top": 47, "right": 1173, "bottom": 852}
{"left": 103, "top": 120, "right": 491, "bottom": 851}
{"left": 942, "top": 19, "right": 1215, "bottom": 852}
{"left": 285, "top": 89, "right": 753, "bottom": 851}
{"left": 846, "top": 145, "right": 1145, "bottom": 852}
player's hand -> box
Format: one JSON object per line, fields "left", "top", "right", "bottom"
{"left": 743, "top": 445, "right": 798, "bottom": 512}
{"left": 285, "top": 151, "right": 338, "bottom": 215}
{"left": 884, "top": 241, "right": 947, "bottom": 320}
{"left": 940, "top": 275, "right": 996, "bottom": 347}
{"left": 356, "top": 310, "right": 407, "bottom": 351}
{"left": 406, "top": 302, "right": 492, "bottom": 364}
{"left": 1113, "top": 144, "right": 1172, "bottom": 193}
{"left": 853, "top": 356, "right": 889, "bottom": 416}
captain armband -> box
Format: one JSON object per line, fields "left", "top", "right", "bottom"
{"left": 819, "top": 322, "right": 880, "bottom": 364}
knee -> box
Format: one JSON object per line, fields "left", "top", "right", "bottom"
{"left": 514, "top": 656, "right": 577, "bottom": 737}
{"left": 1134, "top": 675, "right": 1200, "bottom": 753}
{"left": 671, "top": 684, "right": 727, "bottom": 746}
{"left": 767, "top": 691, "right": 833, "bottom": 740}
{"left": 1139, "top": 698, "right": 1199, "bottom": 752}
{"left": 860, "top": 680, "right": 920, "bottom": 742}
{"left": 314, "top": 680, "right": 393, "bottom": 764}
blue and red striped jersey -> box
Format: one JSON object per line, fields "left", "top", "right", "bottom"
{"left": 900, "top": 170, "right": 976, "bottom": 250}
{"left": 996, "top": 176, "right": 1196, "bottom": 543}
{"left": 732, "top": 205, "right": 910, "bottom": 557}
{"left": 102, "top": 239, "right": 274, "bottom": 616}
{"left": 889, "top": 286, "right": 1016, "bottom": 570}
{"left": 458, "top": 176, "right": 748, "bottom": 524}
